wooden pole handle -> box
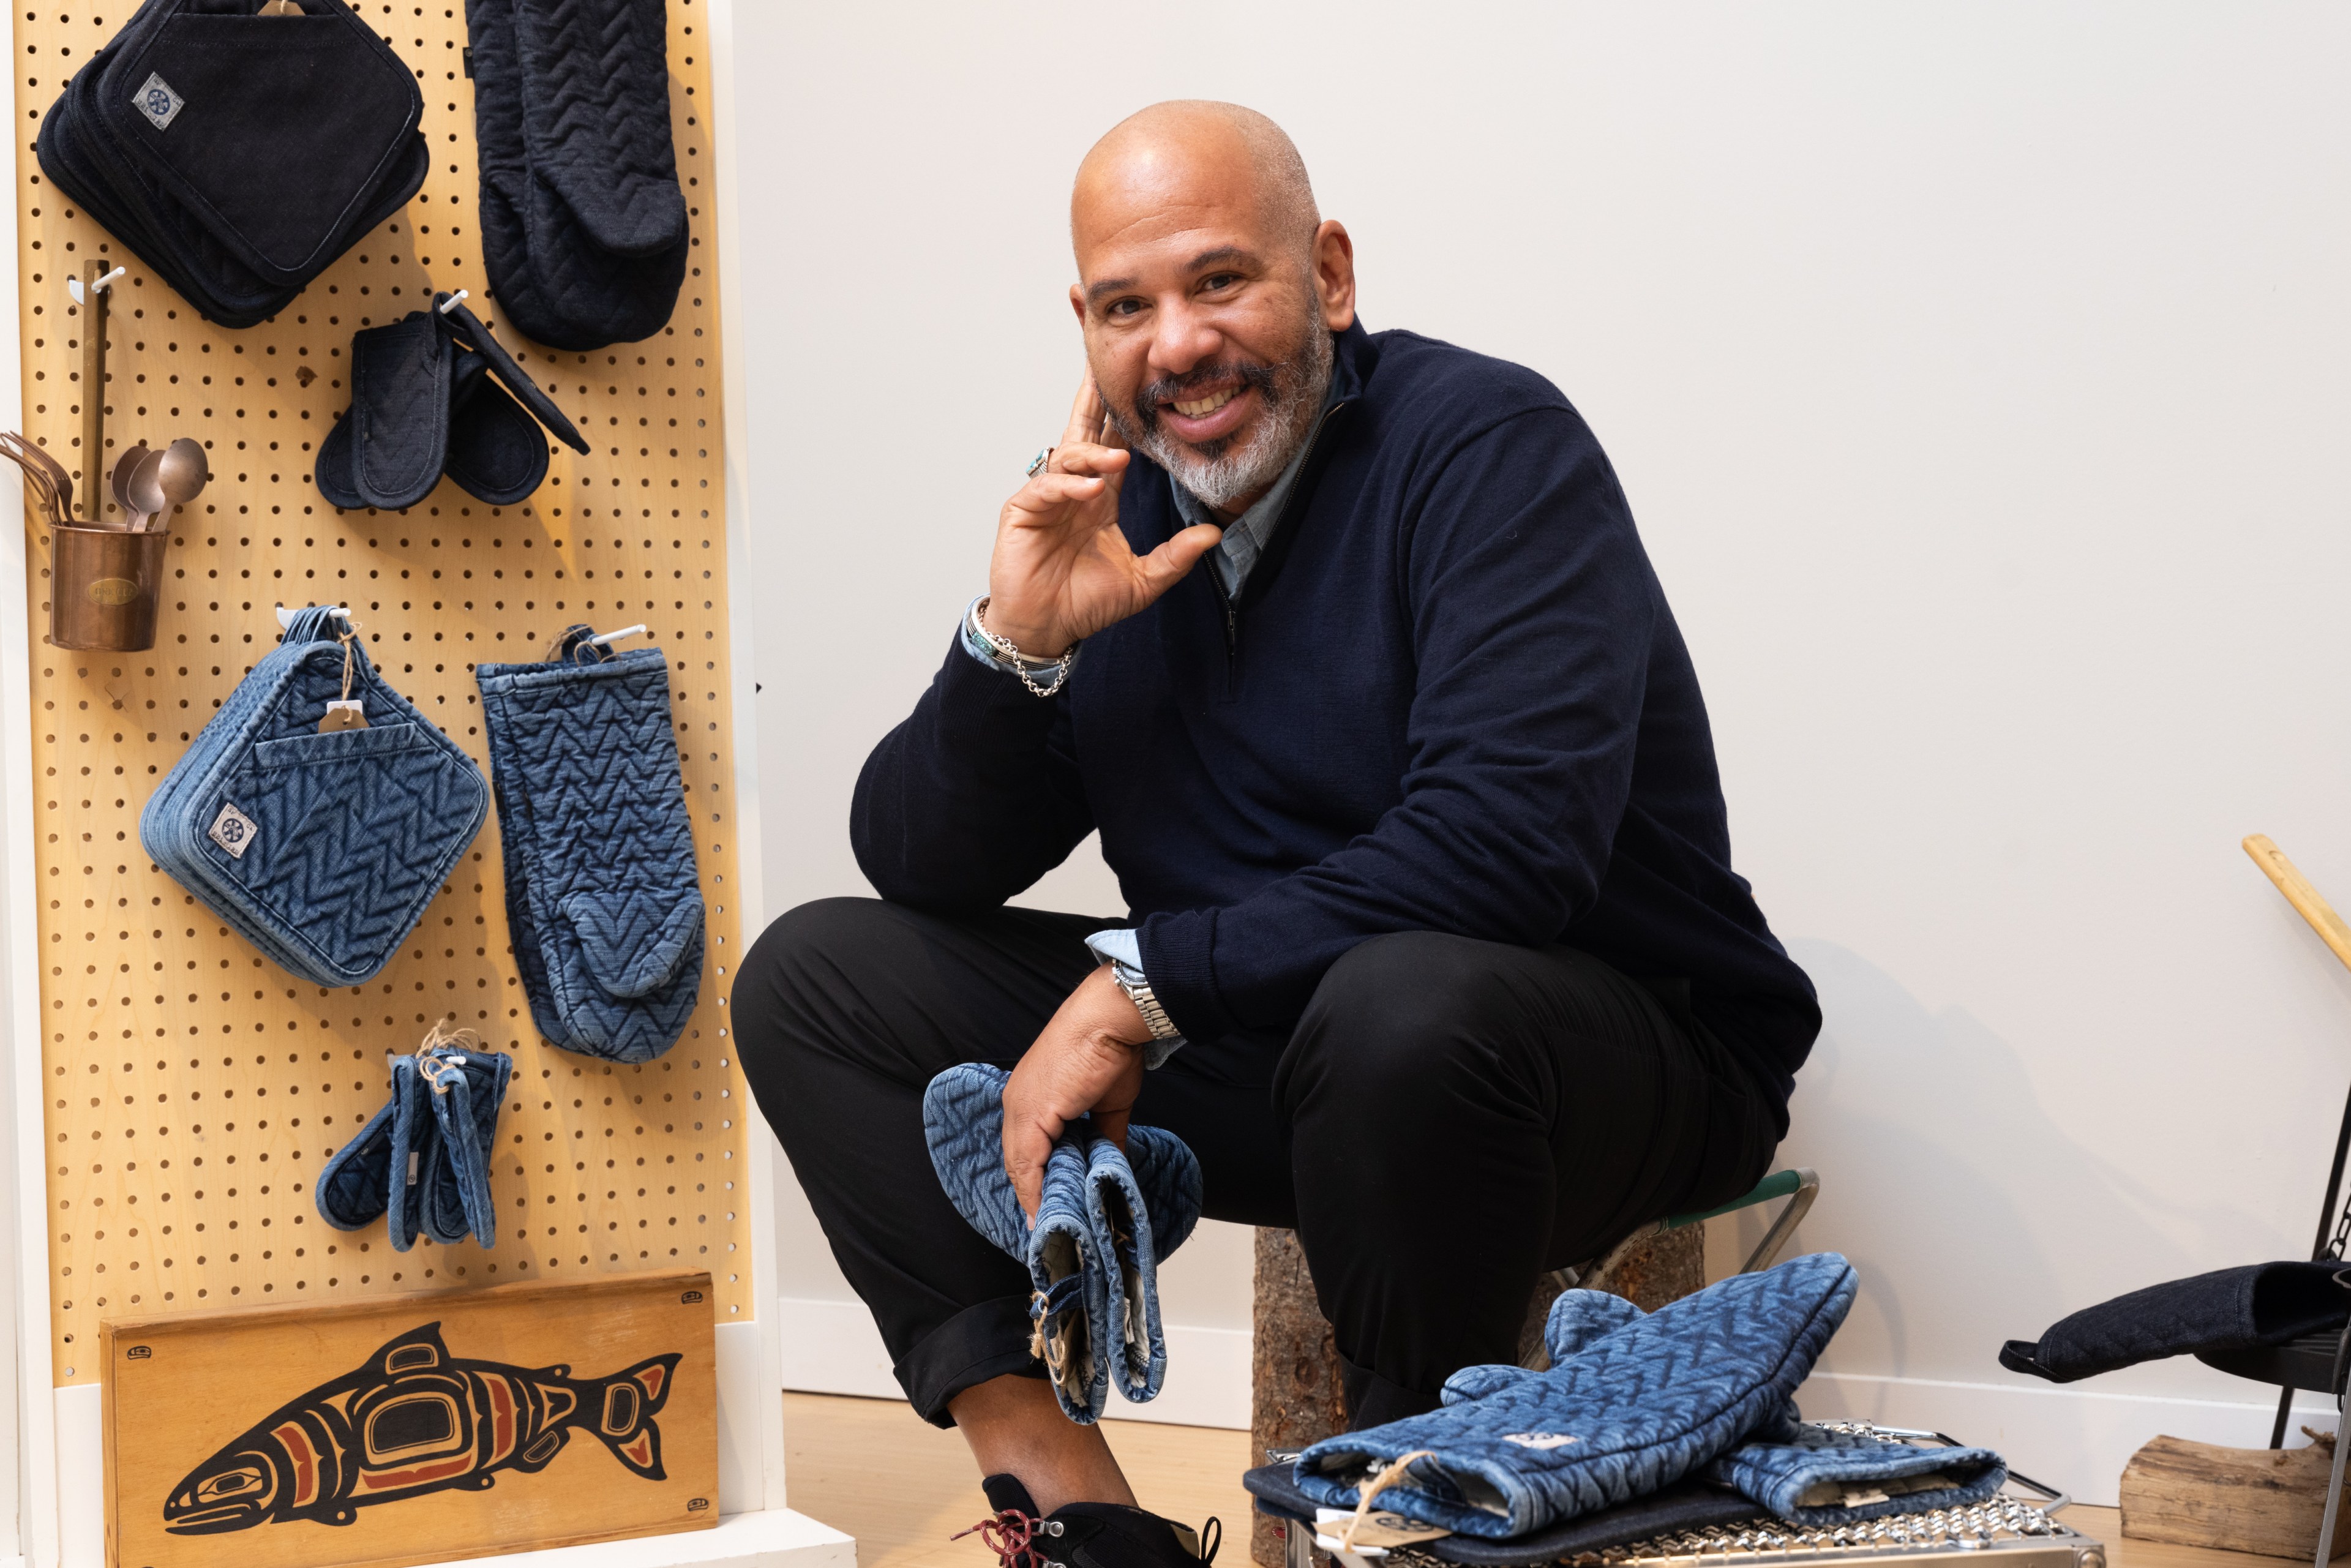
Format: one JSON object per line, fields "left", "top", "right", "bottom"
{"left": 2244, "top": 835, "right": 2351, "bottom": 977}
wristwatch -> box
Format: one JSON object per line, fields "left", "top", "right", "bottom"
{"left": 1109, "top": 959, "right": 1181, "bottom": 1043}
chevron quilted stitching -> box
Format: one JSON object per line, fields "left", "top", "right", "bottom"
{"left": 1293, "top": 1253, "right": 1860, "bottom": 1539}
{"left": 466, "top": 0, "right": 687, "bottom": 349}
{"left": 141, "top": 610, "right": 488, "bottom": 987}
{"left": 1703, "top": 1424, "right": 2006, "bottom": 1527}
{"left": 476, "top": 636, "right": 702, "bottom": 1061}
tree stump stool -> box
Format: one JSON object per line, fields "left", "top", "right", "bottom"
{"left": 1247, "top": 1224, "right": 1707, "bottom": 1567}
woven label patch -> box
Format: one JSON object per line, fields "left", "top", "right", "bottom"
{"left": 132, "top": 72, "right": 184, "bottom": 131}
{"left": 208, "top": 803, "right": 258, "bottom": 858}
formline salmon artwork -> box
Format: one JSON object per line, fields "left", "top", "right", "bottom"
{"left": 162, "top": 1319, "right": 680, "bottom": 1531}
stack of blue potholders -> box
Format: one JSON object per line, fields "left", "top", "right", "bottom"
{"left": 141, "top": 606, "right": 488, "bottom": 986}
{"left": 1275, "top": 1253, "right": 2006, "bottom": 1554}
{"left": 476, "top": 626, "right": 703, "bottom": 1062}
{"left": 924, "top": 1063, "right": 1204, "bottom": 1424}
{"left": 317, "top": 1027, "right": 512, "bottom": 1250}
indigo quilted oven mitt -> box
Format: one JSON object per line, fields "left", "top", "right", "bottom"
{"left": 1703, "top": 1422, "right": 2006, "bottom": 1528}
{"left": 923, "top": 1063, "right": 1203, "bottom": 1423}
{"left": 141, "top": 606, "right": 487, "bottom": 988}
{"left": 477, "top": 628, "right": 703, "bottom": 1062}
{"left": 317, "top": 1030, "right": 511, "bottom": 1250}
{"left": 1294, "top": 1253, "right": 1859, "bottom": 1539}
{"left": 2001, "top": 1261, "right": 2351, "bottom": 1384}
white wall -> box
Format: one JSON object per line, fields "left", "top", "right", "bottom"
{"left": 731, "top": 0, "right": 2351, "bottom": 1496}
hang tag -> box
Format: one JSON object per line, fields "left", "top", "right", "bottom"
{"left": 318, "top": 699, "right": 367, "bottom": 733}
{"left": 1314, "top": 1508, "right": 1450, "bottom": 1550}
{"left": 1842, "top": 1488, "right": 1892, "bottom": 1507}
{"left": 405, "top": 1152, "right": 421, "bottom": 1186}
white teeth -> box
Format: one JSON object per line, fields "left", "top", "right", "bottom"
{"left": 1172, "top": 387, "right": 1239, "bottom": 418}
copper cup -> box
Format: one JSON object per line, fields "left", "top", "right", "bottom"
{"left": 49, "top": 522, "right": 168, "bottom": 651}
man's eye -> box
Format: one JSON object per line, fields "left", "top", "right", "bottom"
{"left": 1106, "top": 299, "right": 1144, "bottom": 318}
{"left": 1201, "top": 274, "right": 1240, "bottom": 292}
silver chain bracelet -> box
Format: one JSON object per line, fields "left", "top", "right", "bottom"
{"left": 974, "top": 599, "right": 1078, "bottom": 699}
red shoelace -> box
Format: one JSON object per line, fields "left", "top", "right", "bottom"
{"left": 952, "top": 1508, "right": 1043, "bottom": 1568}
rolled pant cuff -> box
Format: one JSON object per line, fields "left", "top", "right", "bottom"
{"left": 895, "top": 1294, "right": 1044, "bottom": 1428}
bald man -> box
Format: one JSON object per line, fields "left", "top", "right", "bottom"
{"left": 738, "top": 102, "right": 1819, "bottom": 1562}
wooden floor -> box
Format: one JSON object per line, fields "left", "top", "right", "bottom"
{"left": 781, "top": 1392, "right": 2289, "bottom": 1568}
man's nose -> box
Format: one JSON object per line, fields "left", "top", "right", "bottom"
{"left": 1146, "top": 297, "right": 1221, "bottom": 380}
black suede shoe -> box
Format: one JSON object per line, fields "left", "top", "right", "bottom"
{"left": 981, "top": 1473, "right": 1041, "bottom": 1518}
{"left": 1033, "top": 1502, "right": 1220, "bottom": 1567}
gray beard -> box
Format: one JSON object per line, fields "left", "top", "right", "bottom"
{"left": 1114, "top": 321, "right": 1335, "bottom": 514}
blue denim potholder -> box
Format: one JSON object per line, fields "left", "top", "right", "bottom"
{"left": 141, "top": 607, "right": 489, "bottom": 987}
{"left": 1294, "top": 1254, "right": 1859, "bottom": 1539}
{"left": 316, "top": 1038, "right": 510, "bottom": 1250}
{"left": 1704, "top": 1422, "right": 2006, "bottom": 1527}
{"left": 923, "top": 1062, "right": 1203, "bottom": 1423}
{"left": 476, "top": 628, "right": 703, "bottom": 1062}
{"left": 419, "top": 1045, "right": 512, "bottom": 1247}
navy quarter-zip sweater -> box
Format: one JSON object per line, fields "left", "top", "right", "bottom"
{"left": 854, "top": 321, "right": 1819, "bottom": 1123}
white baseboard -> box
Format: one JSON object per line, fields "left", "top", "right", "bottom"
{"left": 1797, "top": 1370, "right": 2341, "bottom": 1508}
{"left": 776, "top": 1294, "right": 1251, "bottom": 1429}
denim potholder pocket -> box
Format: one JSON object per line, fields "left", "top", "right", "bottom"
{"left": 478, "top": 627, "right": 702, "bottom": 1062}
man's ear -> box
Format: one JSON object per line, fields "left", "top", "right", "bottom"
{"left": 1313, "top": 220, "right": 1357, "bottom": 332}
{"left": 1068, "top": 283, "right": 1088, "bottom": 328}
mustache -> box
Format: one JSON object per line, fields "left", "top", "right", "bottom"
{"left": 1125, "top": 361, "right": 1281, "bottom": 440}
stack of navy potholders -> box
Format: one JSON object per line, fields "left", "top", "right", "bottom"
{"left": 1258, "top": 1254, "right": 2006, "bottom": 1558}
{"left": 467, "top": 0, "right": 687, "bottom": 349}
{"left": 476, "top": 627, "right": 703, "bottom": 1062}
{"left": 37, "top": 0, "right": 430, "bottom": 328}
{"left": 140, "top": 606, "right": 489, "bottom": 986}
{"left": 317, "top": 293, "right": 590, "bottom": 509}
{"left": 317, "top": 1029, "right": 512, "bottom": 1249}
{"left": 924, "top": 1063, "right": 1204, "bottom": 1424}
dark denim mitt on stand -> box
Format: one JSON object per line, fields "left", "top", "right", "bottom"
{"left": 477, "top": 627, "right": 703, "bottom": 1062}
{"left": 141, "top": 607, "right": 487, "bottom": 986}
{"left": 36, "top": 0, "right": 429, "bottom": 328}
{"left": 924, "top": 1063, "right": 1204, "bottom": 1424}
{"left": 2001, "top": 1261, "right": 2351, "bottom": 1382}
{"left": 317, "top": 294, "right": 590, "bottom": 509}
{"left": 1293, "top": 1254, "right": 1859, "bottom": 1539}
{"left": 467, "top": 0, "right": 687, "bottom": 349}
{"left": 317, "top": 1030, "right": 511, "bottom": 1250}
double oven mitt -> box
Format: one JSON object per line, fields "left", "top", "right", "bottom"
{"left": 924, "top": 1062, "right": 1204, "bottom": 1424}
{"left": 317, "top": 1033, "right": 511, "bottom": 1250}
{"left": 37, "top": 0, "right": 428, "bottom": 328}
{"left": 1293, "top": 1253, "right": 1858, "bottom": 1539}
{"left": 317, "top": 293, "right": 589, "bottom": 509}
{"left": 1703, "top": 1423, "right": 2006, "bottom": 1528}
{"left": 140, "top": 606, "right": 488, "bottom": 987}
{"left": 2001, "top": 1261, "right": 2351, "bottom": 1384}
{"left": 477, "top": 627, "right": 703, "bottom": 1062}
{"left": 467, "top": 0, "right": 687, "bottom": 349}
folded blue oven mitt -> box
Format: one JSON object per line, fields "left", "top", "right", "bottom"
{"left": 316, "top": 1033, "right": 512, "bottom": 1250}
{"left": 1704, "top": 1420, "right": 2005, "bottom": 1528}
{"left": 923, "top": 1063, "right": 1203, "bottom": 1424}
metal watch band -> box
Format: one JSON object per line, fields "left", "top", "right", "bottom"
{"left": 1111, "top": 959, "right": 1181, "bottom": 1043}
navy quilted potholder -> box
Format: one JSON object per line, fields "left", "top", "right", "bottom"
{"left": 477, "top": 628, "right": 702, "bottom": 1061}
{"left": 467, "top": 0, "right": 686, "bottom": 349}
{"left": 1294, "top": 1254, "right": 1858, "bottom": 1539}
{"left": 141, "top": 607, "right": 488, "bottom": 987}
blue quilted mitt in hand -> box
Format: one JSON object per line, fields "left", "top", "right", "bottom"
{"left": 1704, "top": 1422, "right": 2006, "bottom": 1527}
{"left": 923, "top": 1063, "right": 1204, "bottom": 1423}
{"left": 478, "top": 628, "right": 703, "bottom": 1062}
{"left": 1294, "top": 1253, "right": 1859, "bottom": 1539}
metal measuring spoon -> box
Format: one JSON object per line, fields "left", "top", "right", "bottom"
{"left": 150, "top": 439, "right": 207, "bottom": 529}
{"left": 126, "top": 448, "right": 167, "bottom": 533}
{"left": 111, "top": 443, "right": 149, "bottom": 528}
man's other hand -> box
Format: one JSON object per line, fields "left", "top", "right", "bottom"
{"left": 1002, "top": 964, "right": 1153, "bottom": 1224}
{"left": 984, "top": 375, "right": 1224, "bottom": 658}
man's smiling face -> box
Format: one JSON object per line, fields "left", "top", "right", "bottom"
{"left": 1068, "top": 105, "right": 1352, "bottom": 517}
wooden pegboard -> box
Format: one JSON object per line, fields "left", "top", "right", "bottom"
{"left": 12, "top": 0, "right": 754, "bottom": 1385}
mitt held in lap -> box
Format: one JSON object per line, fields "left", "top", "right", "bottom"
{"left": 476, "top": 627, "right": 703, "bottom": 1062}
{"left": 1294, "top": 1253, "right": 1858, "bottom": 1539}
{"left": 923, "top": 1062, "right": 1203, "bottom": 1422}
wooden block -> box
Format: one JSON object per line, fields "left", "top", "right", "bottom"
{"left": 102, "top": 1270, "right": 718, "bottom": 1568}
{"left": 2120, "top": 1431, "right": 2351, "bottom": 1561}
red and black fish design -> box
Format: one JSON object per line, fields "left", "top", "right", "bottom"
{"left": 162, "top": 1321, "right": 680, "bottom": 1531}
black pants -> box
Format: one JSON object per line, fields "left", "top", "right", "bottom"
{"left": 735, "top": 898, "right": 1778, "bottom": 1430}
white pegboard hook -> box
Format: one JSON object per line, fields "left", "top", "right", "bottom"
{"left": 590, "top": 624, "right": 648, "bottom": 646}
{"left": 67, "top": 266, "right": 126, "bottom": 306}
{"left": 436, "top": 288, "right": 470, "bottom": 316}
{"left": 276, "top": 604, "right": 354, "bottom": 629}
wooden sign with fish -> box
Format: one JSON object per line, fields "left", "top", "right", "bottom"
{"left": 102, "top": 1270, "right": 718, "bottom": 1568}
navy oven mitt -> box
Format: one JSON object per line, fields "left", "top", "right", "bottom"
{"left": 140, "top": 606, "right": 487, "bottom": 987}
{"left": 317, "top": 294, "right": 588, "bottom": 509}
{"left": 476, "top": 627, "right": 703, "bottom": 1062}
{"left": 35, "top": 0, "right": 429, "bottom": 328}
{"left": 317, "top": 1034, "right": 510, "bottom": 1249}
{"left": 467, "top": 0, "right": 688, "bottom": 349}
{"left": 2001, "top": 1261, "right": 2351, "bottom": 1383}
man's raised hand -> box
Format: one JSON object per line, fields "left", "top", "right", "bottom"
{"left": 983, "top": 375, "right": 1223, "bottom": 658}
